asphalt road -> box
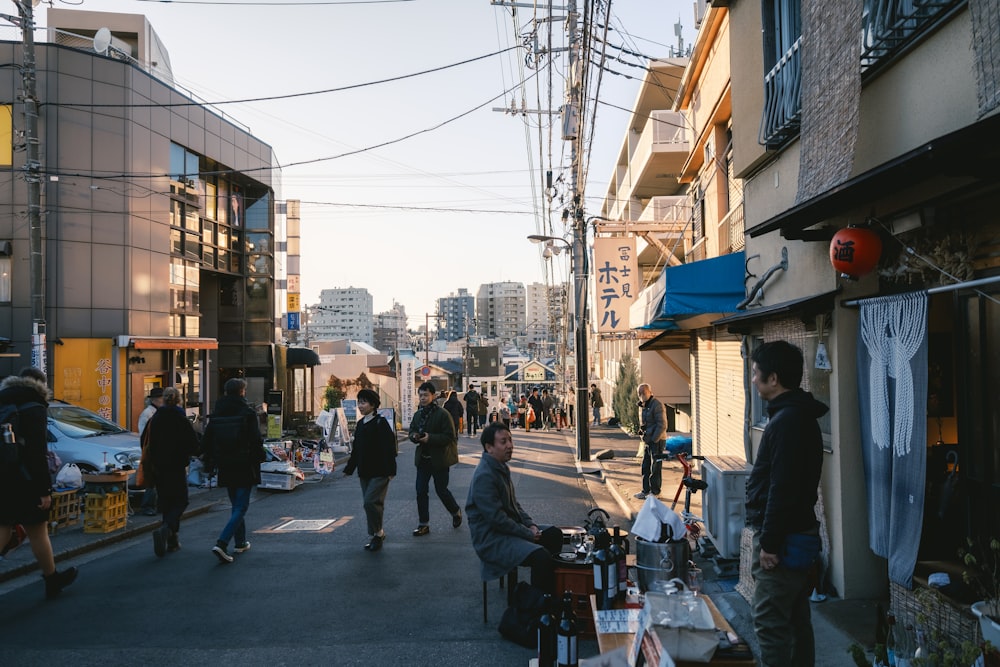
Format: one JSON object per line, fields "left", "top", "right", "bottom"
{"left": 0, "top": 427, "right": 625, "bottom": 666}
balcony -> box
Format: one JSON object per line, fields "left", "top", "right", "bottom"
{"left": 717, "top": 201, "right": 745, "bottom": 254}
{"left": 622, "top": 110, "right": 689, "bottom": 201}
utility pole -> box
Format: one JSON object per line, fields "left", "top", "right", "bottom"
{"left": 12, "top": 1, "right": 45, "bottom": 377}
{"left": 565, "top": 0, "right": 590, "bottom": 462}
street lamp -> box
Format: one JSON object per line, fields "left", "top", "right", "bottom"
{"left": 528, "top": 233, "right": 591, "bottom": 461}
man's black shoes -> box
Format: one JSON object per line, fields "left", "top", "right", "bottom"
{"left": 412, "top": 525, "right": 430, "bottom": 537}
{"left": 365, "top": 534, "right": 385, "bottom": 551}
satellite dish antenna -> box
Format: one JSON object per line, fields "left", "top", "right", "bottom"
{"left": 93, "top": 28, "right": 111, "bottom": 55}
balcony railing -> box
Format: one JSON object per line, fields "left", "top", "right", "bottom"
{"left": 628, "top": 110, "right": 689, "bottom": 183}
{"left": 687, "top": 238, "right": 707, "bottom": 263}
{"left": 862, "top": 0, "right": 964, "bottom": 71}
{"left": 717, "top": 202, "right": 745, "bottom": 254}
{"left": 759, "top": 36, "right": 802, "bottom": 149}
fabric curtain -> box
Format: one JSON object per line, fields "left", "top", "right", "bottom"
{"left": 857, "top": 291, "right": 928, "bottom": 587}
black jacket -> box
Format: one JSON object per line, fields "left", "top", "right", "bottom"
{"left": 344, "top": 413, "right": 397, "bottom": 479}
{"left": 148, "top": 405, "right": 201, "bottom": 503}
{"left": 745, "top": 388, "right": 828, "bottom": 555}
{"left": 0, "top": 375, "right": 52, "bottom": 502}
{"left": 463, "top": 390, "right": 481, "bottom": 414}
{"left": 202, "top": 394, "right": 264, "bottom": 488}
{"left": 443, "top": 395, "right": 464, "bottom": 430}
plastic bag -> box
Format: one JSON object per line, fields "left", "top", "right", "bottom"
{"left": 54, "top": 462, "right": 83, "bottom": 489}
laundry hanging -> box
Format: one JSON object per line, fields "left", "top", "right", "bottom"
{"left": 857, "top": 291, "right": 928, "bottom": 587}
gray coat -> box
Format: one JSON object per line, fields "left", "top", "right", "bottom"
{"left": 641, "top": 395, "right": 668, "bottom": 445}
{"left": 465, "top": 452, "right": 542, "bottom": 581}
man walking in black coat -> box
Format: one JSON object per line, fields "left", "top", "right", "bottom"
{"left": 463, "top": 385, "right": 481, "bottom": 436}
{"left": 203, "top": 378, "right": 264, "bottom": 564}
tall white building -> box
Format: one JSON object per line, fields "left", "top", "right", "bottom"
{"left": 476, "top": 282, "right": 525, "bottom": 346}
{"left": 525, "top": 282, "right": 569, "bottom": 353}
{"left": 373, "top": 301, "right": 408, "bottom": 353}
{"left": 309, "top": 287, "right": 373, "bottom": 344}
{"left": 437, "top": 288, "right": 475, "bottom": 341}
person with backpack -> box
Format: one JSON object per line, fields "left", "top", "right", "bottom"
{"left": 0, "top": 367, "right": 78, "bottom": 599}
{"left": 342, "top": 389, "right": 397, "bottom": 552}
{"left": 146, "top": 386, "right": 201, "bottom": 557}
{"left": 202, "top": 378, "right": 264, "bottom": 564}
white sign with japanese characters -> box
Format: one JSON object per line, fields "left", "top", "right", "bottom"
{"left": 593, "top": 236, "right": 639, "bottom": 333}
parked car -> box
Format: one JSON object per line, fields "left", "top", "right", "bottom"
{"left": 46, "top": 400, "right": 142, "bottom": 476}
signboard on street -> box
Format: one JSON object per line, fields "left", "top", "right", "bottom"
{"left": 287, "top": 312, "right": 300, "bottom": 330}
{"left": 287, "top": 292, "right": 300, "bottom": 312}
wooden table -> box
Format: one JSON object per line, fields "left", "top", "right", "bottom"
{"left": 589, "top": 594, "right": 756, "bottom": 666}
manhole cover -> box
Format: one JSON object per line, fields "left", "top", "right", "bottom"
{"left": 275, "top": 519, "right": 336, "bottom": 532}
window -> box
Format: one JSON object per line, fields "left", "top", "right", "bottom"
{"left": 862, "top": 0, "right": 965, "bottom": 72}
{"left": 759, "top": 0, "right": 802, "bottom": 148}
{"left": 0, "top": 254, "right": 10, "bottom": 302}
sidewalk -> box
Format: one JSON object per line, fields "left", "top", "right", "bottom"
{"left": 579, "top": 422, "right": 875, "bottom": 667}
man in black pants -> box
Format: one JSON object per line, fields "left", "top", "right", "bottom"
{"left": 466, "top": 422, "right": 562, "bottom": 592}
{"left": 635, "top": 383, "right": 667, "bottom": 500}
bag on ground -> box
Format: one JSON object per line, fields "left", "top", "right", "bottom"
{"left": 497, "top": 581, "right": 547, "bottom": 648}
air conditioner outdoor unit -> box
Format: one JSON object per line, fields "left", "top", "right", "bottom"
{"left": 701, "top": 456, "right": 752, "bottom": 559}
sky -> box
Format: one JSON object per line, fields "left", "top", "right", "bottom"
{"left": 10, "top": 0, "right": 696, "bottom": 328}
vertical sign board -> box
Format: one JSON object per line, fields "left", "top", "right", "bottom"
{"left": 53, "top": 338, "right": 122, "bottom": 421}
{"left": 287, "top": 312, "right": 300, "bottom": 331}
{"left": 593, "top": 236, "right": 639, "bottom": 334}
{"left": 398, "top": 349, "right": 417, "bottom": 426}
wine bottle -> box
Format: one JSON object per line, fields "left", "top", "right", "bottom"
{"left": 557, "top": 591, "right": 578, "bottom": 667}
{"left": 592, "top": 542, "right": 615, "bottom": 611}
{"left": 537, "top": 593, "right": 556, "bottom": 667}
{"left": 610, "top": 526, "right": 627, "bottom": 600}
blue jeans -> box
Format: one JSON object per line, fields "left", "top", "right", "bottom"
{"left": 415, "top": 461, "right": 459, "bottom": 525}
{"left": 217, "top": 486, "right": 252, "bottom": 547}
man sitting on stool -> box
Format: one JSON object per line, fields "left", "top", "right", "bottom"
{"left": 466, "top": 422, "right": 562, "bottom": 592}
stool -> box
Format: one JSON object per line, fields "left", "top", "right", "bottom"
{"left": 482, "top": 568, "right": 518, "bottom": 623}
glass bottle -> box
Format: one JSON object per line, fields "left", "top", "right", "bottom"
{"left": 610, "top": 526, "right": 628, "bottom": 600}
{"left": 557, "top": 591, "right": 578, "bottom": 667}
{"left": 592, "top": 537, "right": 615, "bottom": 611}
{"left": 537, "top": 593, "right": 556, "bottom": 667}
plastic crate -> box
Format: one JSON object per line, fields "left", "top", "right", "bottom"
{"left": 47, "top": 489, "right": 82, "bottom": 535}
{"left": 85, "top": 491, "right": 128, "bottom": 513}
{"left": 83, "top": 514, "right": 127, "bottom": 534}
{"left": 258, "top": 472, "right": 299, "bottom": 491}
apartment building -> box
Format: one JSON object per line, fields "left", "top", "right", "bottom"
{"left": 309, "top": 287, "right": 373, "bottom": 345}
{"left": 436, "top": 288, "right": 475, "bottom": 341}
{"left": 475, "top": 281, "right": 526, "bottom": 346}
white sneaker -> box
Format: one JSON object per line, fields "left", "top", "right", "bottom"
{"left": 234, "top": 542, "right": 251, "bottom": 554}
{"left": 212, "top": 545, "right": 234, "bottom": 563}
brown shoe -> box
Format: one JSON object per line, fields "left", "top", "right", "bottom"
{"left": 412, "top": 525, "right": 430, "bottom": 537}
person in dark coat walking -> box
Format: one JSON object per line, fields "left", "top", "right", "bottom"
{"left": 203, "top": 378, "right": 264, "bottom": 564}
{"left": 146, "top": 386, "right": 200, "bottom": 557}
{"left": 526, "top": 387, "right": 544, "bottom": 432}
{"left": 0, "top": 367, "right": 78, "bottom": 599}
{"left": 443, "top": 390, "right": 464, "bottom": 436}
{"left": 463, "top": 385, "right": 481, "bottom": 436}
{"left": 465, "top": 422, "right": 562, "bottom": 592}
{"left": 410, "top": 381, "right": 461, "bottom": 535}
{"left": 343, "top": 388, "right": 397, "bottom": 552}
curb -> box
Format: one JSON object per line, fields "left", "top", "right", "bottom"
{"left": 0, "top": 499, "right": 222, "bottom": 585}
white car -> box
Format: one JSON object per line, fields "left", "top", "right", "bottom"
{"left": 46, "top": 401, "right": 142, "bottom": 475}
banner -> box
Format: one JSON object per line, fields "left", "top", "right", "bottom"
{"left": 593, "top": 236, "right": 639, "bottom": 333}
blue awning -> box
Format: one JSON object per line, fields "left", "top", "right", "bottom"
{"left": 633, "top": 251, "right": 746, "bottom": 330}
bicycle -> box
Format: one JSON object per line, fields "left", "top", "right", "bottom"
{"left": 654, "top": 450, "right": 708, "bottom": 550}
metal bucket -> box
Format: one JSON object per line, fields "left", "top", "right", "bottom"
{"left": 634, "top": 537, "right": 690, "bottom": 592}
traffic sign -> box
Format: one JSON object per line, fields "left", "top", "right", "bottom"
{"left": 419, "top": 365, "right": 431, "bottom": 377}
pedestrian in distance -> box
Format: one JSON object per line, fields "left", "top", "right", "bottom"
{"left": 409, "top": 381, "right": 462, "bottom": 536}
{"left": 565, "top": 385, "right": 575, "bottom": 428}
{"left": 466, "top": 422, "right": 563, "bottom": 593}
{"left": 202, "top": 378, "right": 265, "bottom": 564}
{"left": 443, "top": 390, "right": 463, "bottom": 437}
{"left": 146, "top": 386, "right": 201, "bottom": 557}
{"left": 0, "top": 367, "right": 78, "bottom": 599}
{"left": 463, "top": 385, "right": 481, "bottom": 437}
{"left": 343, "top": 389, "right": 397, "bottom": 552}
{"left": 590, "top": 383, "right": 604, "bottom": 426}
{"left": 745, "top": 340, "right": 828, "bottom": 667}
{"left": 635, "top": 383, "right": 667, "bottom": 500}
{"left": 136, "top": 387, "right": 164, "bottom": 516}
{"left": 541, "top": 388, "right": 556, "bottom": 431}
{"left": 527, "top": 387, "right": 544, "bottom": 433}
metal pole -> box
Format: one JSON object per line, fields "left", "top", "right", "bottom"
{"left": 16, "top": 1, "right": 46, "bottom": 377}
{"left": 566, "top": 0, "right": 590, "bottom": 462}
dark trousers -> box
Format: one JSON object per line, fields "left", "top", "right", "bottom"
{"left": 415, "top": 461, "right": 460, "bottom": 525}
{"left": 641, "top": 440, "right": 665, "bottom": 495}
{"left": 751, "top": 531, "right": 815, "bottom": 667}
{"left": 520, "top": 525, "right": 564, "bottom": 593}
{"left": 466, "top": 410, "right": 478, "bottom": 435}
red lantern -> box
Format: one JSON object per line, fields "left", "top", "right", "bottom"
{"left": 830, "top": 226, "right": 882, "bottom": 279}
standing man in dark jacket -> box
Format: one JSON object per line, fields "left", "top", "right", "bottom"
{"left": 527, "top": 387, "right": 544, "bottom": 432}
{"left": 463, "top": 385, "right": 481, "bottom": 436}
{"left": 410, "top": 381, "right": 461, "bottom": 536}
{"left": 0, "top": 368, "right": 78, "bottom": 599}
{"left": 635, "top": 383, "right": 667, "bottom": 500}
{"left": 203, "top": 378, "right": 264, "bottom": 564}
{"left": 745, "top": 340, "right": 827, "bottom": 667}
{"left": 343, "top": 389, "right": 397, "bottom": 552}
{"left": 443, "top": 390, "right": 464, "bottom": 436}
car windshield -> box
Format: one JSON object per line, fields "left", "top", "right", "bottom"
{"left": 48, "top": 406, "right": 128, "bottom": 437}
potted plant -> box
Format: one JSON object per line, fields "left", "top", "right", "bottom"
{"left": 960, "top": 536, "right": 1000, "bottom": 647}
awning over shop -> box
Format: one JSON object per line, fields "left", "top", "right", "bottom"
{"left": 638, "top": 329, "right": 693, "bottom": 351}
{"left": 117, "top": 336, "right": 218, "bottom": 350}
{"left": 712, "top": 290, "right": 839, "bottom": 333}
{"left": 632, "top": 251, "right": 746, "bottom": 330}
{"left": 286, "top": 347, "right": 321, "bottom": 367}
